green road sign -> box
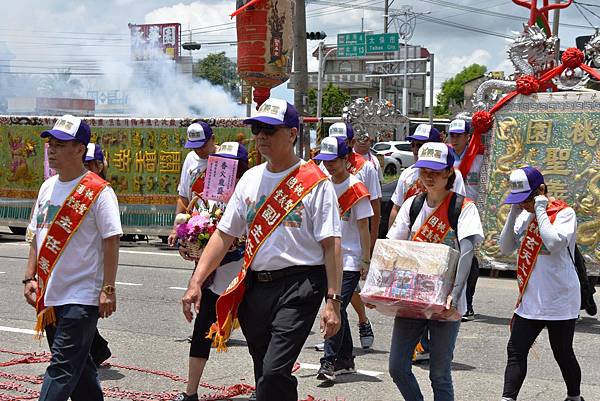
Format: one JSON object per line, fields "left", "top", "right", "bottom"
{"left": 366, "top": 33, "right": 399, "bottom": 53}
{"left": 337, "top": 32, "right": 366, "bottom": 57}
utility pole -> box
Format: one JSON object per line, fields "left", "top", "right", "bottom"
{"left": 381, "top": 0, "right": 390, "bottom": 101}
{"left": 552, "top": 0, "right": 561, "bottom": 66}
{"left": 293, "top": 0, "right": 309, "bottom": 116}
{"left": 429, "top": 54, "right": 434, "bottom": 124}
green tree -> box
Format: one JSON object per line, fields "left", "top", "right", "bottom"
{"left": 194, "top": 52, "right": 241, "bottom": 99}
{"left": 38, "top": 69, "right": 83, "bottom": 98}
{"left": 308, "top": 83, "right": 351, "bottom": 117}
{"left": 434, "top": 63, "right": 487, "bottom": 116}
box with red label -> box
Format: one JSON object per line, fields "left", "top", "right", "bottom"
{"left": 361, "top": 239, "right": 460, "bottom": 321}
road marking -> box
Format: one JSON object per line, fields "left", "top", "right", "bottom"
{"left": 120, "top": 249, "right": 179, "bottom": 257}
{"left": 0, "top": 325, "right": 37, "bottom": 335}
{"left": 168, "top": 286, "right": 187, "bottom": 290}
{"left": 116, "top": 281, "right": 142, "bottom": 286}
{"left": 298, "top": 362, "right": 383, "bottom": 377}
{"left": 0, "top": 271, "right": 5, "bottom": 274}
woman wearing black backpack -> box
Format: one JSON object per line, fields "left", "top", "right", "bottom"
{"left": 499, "top": 166, "right": 585, "bottom": 401}
{"left": 386, "top": 142, "right": 484, "bottom": 401}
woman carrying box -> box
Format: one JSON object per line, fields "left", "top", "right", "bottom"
{"left": 386, "top": 142, "right": 484, "bottom": 401}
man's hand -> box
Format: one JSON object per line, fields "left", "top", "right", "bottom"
{"left": 99, "top": 291, "right": 116, "bottom": 318}
{"left": 320, "top": 300, "right": 341, "bottom": 339}
{"left": 23, "top": 281, "right": 38, "bottom": 307}
{"left": 442, "top": 294, "right": 457, "bottom": 319}
{"left": 167, "top": 230, "right": 178, "bottom": 247}
{"left": 182, "top": 283, "right": 202, "bottom": 323}
{"left": 360, "top": 260, "right": 370, "bottom": 280}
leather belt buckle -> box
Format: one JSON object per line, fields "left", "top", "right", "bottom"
{"left": 256, "top": 272, "right": 273, "bottom": 282}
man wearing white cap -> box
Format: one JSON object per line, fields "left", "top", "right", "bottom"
{"left": 448, "top": 118, "right": 484, "bottom": 322}
{"left": 23, "top": 115, "right": 122, "bottom": 401}
{"left": 168, "top": 121, "right": 217, "bottom": 248}
{"left": 182, "top": 98, "right": 342, "bottom": 401}
{"left": 328, "top": 122, "right": 380, "bottom": 350}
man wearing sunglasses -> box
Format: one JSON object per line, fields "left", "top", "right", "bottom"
{"left": 448, "top": 118, "right": 485, "bottom": 322}
{"left": 182, "top": 98, "right": 342, "bottom": 401}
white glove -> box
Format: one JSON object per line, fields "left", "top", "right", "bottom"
{"left": 534, "top": 195, "right": 548, "bottom": 210}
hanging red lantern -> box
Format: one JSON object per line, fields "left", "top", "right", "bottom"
{"left": 235, "top": 0, "right": 294, "bottom": 108}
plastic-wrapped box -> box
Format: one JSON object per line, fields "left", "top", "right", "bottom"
{"left": 360, "top": 239, "right": 461, "bottom": 321}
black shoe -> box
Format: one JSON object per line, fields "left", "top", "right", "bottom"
{"left": 91, "top": 347, "right": 111, "bottom": 367}
{"left": 171, "top": 392, "right": 198, "bottom": 401}
{"left": 462, "top": 309, "right": 475, "bottom": 322}
{"left": 249, "top": 391, "right": 256, "bottom": 401}
{"left": 317, "top": 360, "right": 335, "bottom": 381}
{"left": 333, "top": 358, "right": 356, "bottom": 375}
{"left": 564, "top": 398, "right": 585, "bottom": 401}
{"left": 358, "top": 320, "right": 374, "bottom": 349}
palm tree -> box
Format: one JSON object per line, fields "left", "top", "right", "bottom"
{"left": 38, "top": 68, "right": 83, "bottom": 97}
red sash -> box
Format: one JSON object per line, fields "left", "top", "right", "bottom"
{"left": 515, "top": 199, "right": 568, "bottom": 307}
{"left": 35, "top": 172, "right": 108, "bottom": 336}
{"left": 404, "top": 179, "right": 426, "bottom": 200}
{"left": 457, "top": 134, "right": 484, "bottom": 180}
{"left": 208, "top": 161, "right": 327, "bottom": 350}
{"left": 338, "top": 181, "right": 369, "bottom": 217}
{"left": 190, "top": 170, "right": 206, "bottom": 197}
{"left": 346, "top": 153, "right": 367, "bottom": 176}
{"left": 411, "top": 193, "right": 453, "bottom": 244}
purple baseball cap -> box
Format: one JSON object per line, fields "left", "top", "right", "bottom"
{"left": 314, "top": 136, "right": 350, "bottom": 161}
{"left": 210, "top": 142, "right": 249, "bottom": 162}
{"left": 41, "top": 115, "right": 91, "bottom": 145}
{"left": 414, "top": 142, "right": 455, "bottom": 171}
{"left": 406, "top": 124, "right": 441, "bottom": 142}
{"left": 503, "top": 166, "right": 545, "bottom": 204}
{"left": 243, "top": 98, "right": 299, "bottom": 129}
{"left": 85, "top": 143, "right": 104, "bottom": 162}
{"left": 185, "top": 121, "right": 213, "bottom": 149}
{"left": 448, "top": 119, "right": 471, "bottom": 134}
{"left": 328, "top": 122, "right": 354, "bottom": 141}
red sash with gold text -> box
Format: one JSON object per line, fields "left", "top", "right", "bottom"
{"left": 35, "top": 172, "right": 108, "bottom": 336}
{"left": 338, "top": 181, "right": 369, "bottom": 217}
{"left": 411, "top": 193, "right": 453, "bottom": 244}
{"left": 404, "top": 179, "right": 426, "bottom": 200}
{"left": 515, "top": 199, "right": 568, "bottom": 307}
{"left": 208, "top": 161, "right": 327, "bottom": 350}
{"left": 346, "top": 153, "right": 367, "bottom": 176}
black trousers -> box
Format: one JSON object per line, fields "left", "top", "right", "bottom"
{"left": 238, "top": 267, "right": 326, "bottom": 401}
{"left": 465, "top": 255, "right": 479, "bottom": 312}
{"left": 502, "top": 314, "right": 581, "bottom": 399}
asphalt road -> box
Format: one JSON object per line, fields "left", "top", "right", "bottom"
{"left": 1, "top": 232, "right": 599, "bottom": 401}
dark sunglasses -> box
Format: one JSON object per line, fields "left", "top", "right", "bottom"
{"left": 250, "top": 124, "right": 286, "bottom": 136}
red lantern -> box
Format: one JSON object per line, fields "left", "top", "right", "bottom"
{"left": 236, "top": 0, "right": 294, "bottom": 108}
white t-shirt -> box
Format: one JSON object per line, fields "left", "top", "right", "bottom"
{"left": 452, "top": 150, "right": 484, "bottom": 202}
{"left": 320, "top": 159, "right": 382, "bottom": 200}
{"left": 391, "top": 166, "right": 466, "bottom": 207}
{"left": 333, "top": 175, "right": 374, "bottom": 271}
{"left": 177, "top": 150, "right": 208, "bottom": 200}
{"left": 512, "top": 208, "right": 580, "bottom": 320}
{"left": 387, "top": 194, "right": 484, "bottom": 315}
{"left": 28, "top": 174, "right": 123, "bottom": 307}
{"left": 361, "top": 152, "right": 384, "bottom": 183}
{"left": 218, "top": 161, "right": 341, "bottom": 271}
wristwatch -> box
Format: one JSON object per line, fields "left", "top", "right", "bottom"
{"left": 326, "top": 293, "right": 343, "bottom": 303}
{"left": 101, "top": 284, "right": 116, "bottom": 295}
{"left": 22, "top": 277, "right": 36, "bottom": 285}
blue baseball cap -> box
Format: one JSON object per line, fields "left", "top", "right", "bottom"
{"left": 210, "top": 142, "right": 249, "bottom": 162}
{"left": 503, "top": 167, "right": 545, "bottom": 204}
{"left": 406, "top": 124, "right": 441, "bottom": 142}
{"left": 41, "top": 115, "right": 91, "bottom": 146}
{"left": 414, "top": 142, "right": 455, "bottom": 171}
{"left": 243, "top": 98, "right": 299, "bottom": 129}
{"left": 85, "top": 143, "right": 104, "bottom": 162}
{"left": 185, "top": 121, "right": 213, "bottom": 149}
{"left": 328, "top": 122, "right": 354, "bottom": 141}
{"left": 314, "top": 136, "right": 350, "bottom": 161}
{"left": 448, "top": 119, "right": 471, "bottom": 134}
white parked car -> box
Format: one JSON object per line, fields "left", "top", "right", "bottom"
{"left": 372, "top": 141, "right": 415, "bottom": 172}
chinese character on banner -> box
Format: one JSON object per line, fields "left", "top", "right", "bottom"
{"left": 203, "top": 155, "right": 238, "bottom": 203}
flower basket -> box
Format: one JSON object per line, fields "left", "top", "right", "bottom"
{"left": 174, "top": 196, "right": 223, "bottom": 260}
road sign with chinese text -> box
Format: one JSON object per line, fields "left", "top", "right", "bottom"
{"left": 366, "top": 33, "right": 399, "bottom": 53}
{"left": 337, "top": 32, "right": 366, "bottom": 57}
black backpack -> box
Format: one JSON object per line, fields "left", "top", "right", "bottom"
{"left": 409, "top": 192, "right": 464, "bottom": 235}
{"left": 568, "top": 246, "right": 598, "bottom": 316}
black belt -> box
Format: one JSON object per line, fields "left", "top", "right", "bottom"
{"left": 250, "top": 265, "right": 324, "bottom": 283}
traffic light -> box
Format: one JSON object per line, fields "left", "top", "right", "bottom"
{"left": 306, "top": 32, "right": 327, "bottom": 40}
{"left": 182, "top": 42, "right": 202, "bottom": 50}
